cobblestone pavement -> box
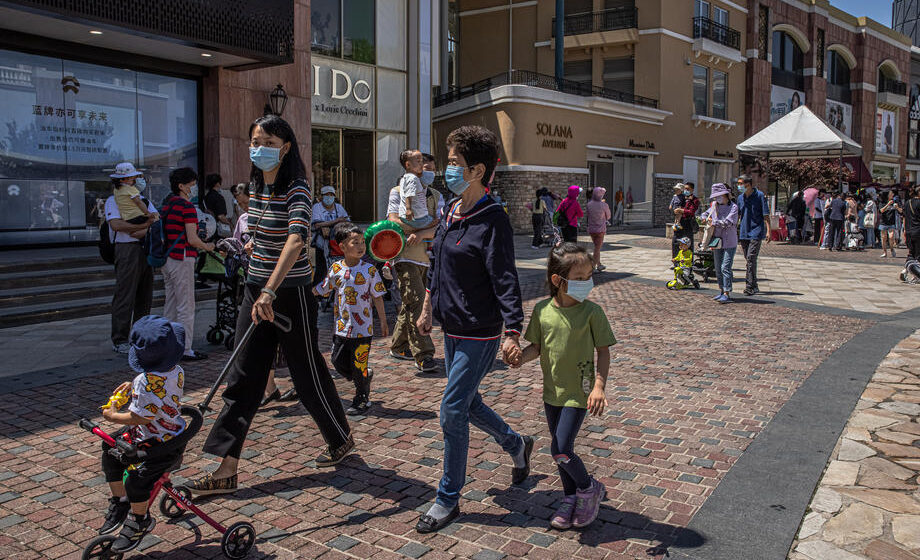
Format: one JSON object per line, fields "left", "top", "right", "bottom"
{"left": 789, "top": 330, "right": 920, "bottom": 560}
{"left": 514, "top": 233, "right": 920, "bottom": 315}
{"left": 0, "top": 255, "right": 871, "bottom": 559}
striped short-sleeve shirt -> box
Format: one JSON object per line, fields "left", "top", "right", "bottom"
{"left": 247, "top": 178, "right": 313, "bottom": 287}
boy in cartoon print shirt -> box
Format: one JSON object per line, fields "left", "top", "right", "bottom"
{"left": 97, "top": 316, "right": 188, "bottom": 552}
{"left": 315, "top": 223, "right": 389, "bottom": 416}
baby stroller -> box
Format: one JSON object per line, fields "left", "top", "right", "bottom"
{"left": 692, "top": 247, "right": 716, "bottom": 283}
{"left": 203, "top": 240, "right": 247, "bottom": 350}
{"left": 899, "top": 257, "right": 920, "bottom": 284}
{"left": 844, "top": 218, "right": 864, "bottom": 250}
{"left": 79, "top": 407, "right": 256, "bottom": 559}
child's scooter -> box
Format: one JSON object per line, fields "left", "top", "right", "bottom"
{"left": 79, "top": 406, "right": 256, "bottom": 559}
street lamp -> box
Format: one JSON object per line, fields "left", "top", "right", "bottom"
{"left": 269, "top": 83, "right": 288, "bottom": 116}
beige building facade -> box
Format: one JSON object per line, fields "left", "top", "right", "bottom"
{"left": 434, "top": 0, "right": 749, "bottom": 230}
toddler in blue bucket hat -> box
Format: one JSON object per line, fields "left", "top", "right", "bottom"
{"left": 96, "top": 315, "right": 188, "bottom": 552}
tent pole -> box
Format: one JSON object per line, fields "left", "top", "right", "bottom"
{"left": 838, "top": 149, "right": 843, "bottom": 192}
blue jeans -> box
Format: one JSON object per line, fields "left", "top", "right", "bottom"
{"left": 712, "top": 247, "right": 736, "bottom": 293}
{"left": 437, "top": 336, "right": 523, "bottom": 509}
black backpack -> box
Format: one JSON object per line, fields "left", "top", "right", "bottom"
{"left": 98, "top": 220, "right": 115, "bottom": 264}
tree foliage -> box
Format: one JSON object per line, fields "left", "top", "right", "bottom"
{"left": 743, "top": 157, "right": 849, "bottom": 193}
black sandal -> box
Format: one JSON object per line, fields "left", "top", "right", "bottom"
{"left": 415, "top": 505, "right": 460, "bottom": 534}
{"left": 260, "top": 388, "right": 281, "bottom": 407}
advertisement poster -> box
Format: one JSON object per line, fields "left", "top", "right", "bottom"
{"left": 876, "top": 108, "right": 898, "bottom": 155}
{"left": 825, "top": 99, "right": 853, "bottom": 137}
{"left": 770, "top": 85, "right": 805, "bottom": 123}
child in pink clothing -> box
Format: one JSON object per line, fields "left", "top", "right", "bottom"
{"left": 585, "top": 187, "right": 611, "bottom": 272}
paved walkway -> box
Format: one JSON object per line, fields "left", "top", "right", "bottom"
{"left": 789, "top": 330, "right": 920, "bottom": 560}
{"left": 0, "top": 231, "right": 916, "bottom": 559}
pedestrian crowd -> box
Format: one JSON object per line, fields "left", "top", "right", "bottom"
{"left": 90, "top": 115, "right": 920, "bottom": 555}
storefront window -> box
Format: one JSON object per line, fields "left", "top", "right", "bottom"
{"left": 712, "top": 69, "right": 726, "bottom": 120}
{"left": 0, "top": 48, "right": 197, "bottom": 240}
{"left": 312, "top": 0, "right": 342, "bottom": 58}
{"left": 693, "top": 64, "right": 708, "bottom": 116}
{"left": 312, "top": 0, "right": 376, "bottom": 64}
{"left": 564, "top": 60, "right": 592, "bottom": 90}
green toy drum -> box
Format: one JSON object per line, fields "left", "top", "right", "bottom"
{"left": 365, "top": 220, "right": 406, "bottom": 262}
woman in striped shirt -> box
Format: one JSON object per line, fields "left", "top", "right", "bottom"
{"left": 187, "top": 115, "right": 354, "bottom": 496}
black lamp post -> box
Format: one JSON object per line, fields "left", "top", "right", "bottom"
{"left": 269, "top": 83, "right": 288, "bottom": 116}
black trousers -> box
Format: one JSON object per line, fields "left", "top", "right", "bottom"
{"left": 101, "top": 428, "right": 184, "bottom": 503}
{"left": 111, "top": 243, "right": 153, "bottom": 345}
{"left": 907, "top": 233, "right": 920, "bottom": 259}
{"left": 813, "top": 219, "right": 824, "bottom": 245}
{"left": 828, "top": 219, "right": 844, "bottom": 250}
{"left": 331, "top": 335, "right": 373, "bottom": 399}
{"left": 203, "top": 283, "right": 350, "bottom": 459}
{"left": 561, "top": 225, "right": 577, "bottom": 243}
{"left": 739, "top": 239, "right": 762, "bottom": 290}
{"left": 531, "top": 214, "right": 544, "bottom": 246}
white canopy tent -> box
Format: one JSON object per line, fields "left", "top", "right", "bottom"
{"left": 736, "top": 105, "right": 863, "bottom": 199}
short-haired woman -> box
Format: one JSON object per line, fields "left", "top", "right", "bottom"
{"left": 186, "top": 115, "right": 354, "bottom": 496}
{"left": 415, "top": 125, "right": 533, "bottom": 533}
{"left": 161, "top": 167, "right": 214, "bottom": 361}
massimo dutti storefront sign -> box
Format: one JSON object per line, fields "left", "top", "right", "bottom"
{"left": 312, "top": 56, "right": 375, "bottom": 130}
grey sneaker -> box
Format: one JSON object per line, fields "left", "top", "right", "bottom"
{"left": 113, "top": 343, "right": 130, "bottom": 354}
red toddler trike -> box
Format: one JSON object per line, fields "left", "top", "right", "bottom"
{"left": 79, "top": 406, "right": 255, "bottom": 559}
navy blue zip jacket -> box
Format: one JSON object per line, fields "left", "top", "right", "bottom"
{"left": 428, "top": 195, "right": 524, "bottom": 339}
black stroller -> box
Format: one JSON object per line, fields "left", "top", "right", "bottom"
{"left": 203, "top": 239, "right": 247, "bottom": 349}
{"left": 692, "top": 247, "right": 716, "bottom": 283}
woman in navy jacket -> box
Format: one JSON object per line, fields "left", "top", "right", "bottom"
{"left": 415, "top": 126, "right": 534, "bottom": 533}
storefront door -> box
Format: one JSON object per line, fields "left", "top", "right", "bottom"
{"left": 589, "top": 155, "right": 650, "bottom": 224}
{"left": 311, "top": 128, "right": 375, "bottom": 223}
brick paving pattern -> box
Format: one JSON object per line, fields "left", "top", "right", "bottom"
{"left": 0, "top": 267, "right": 868, "bottom": 559}
{"left": 789, "top": 330, "right": 920, "bottom": 560}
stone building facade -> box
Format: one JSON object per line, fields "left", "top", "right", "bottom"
{"left": 745, "top": 0, "right": 912, "bottom": 184}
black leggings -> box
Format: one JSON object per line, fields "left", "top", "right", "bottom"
{"left": 101, "top": 428, "right": 185, "bottom": 503}
{"left": 203, "top": 283, "right": 350, "bottom": 459}
{"left": 531, "top": 214, "right": 544, "bottom": 246}
{"left": 544, "top": 403, "right": 591, "bottom": 495}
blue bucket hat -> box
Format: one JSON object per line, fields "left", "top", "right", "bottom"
{"left": 128, "top": 315, "right": 186, "bottom": 373}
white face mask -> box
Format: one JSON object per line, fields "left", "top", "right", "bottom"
{"left": 322, "top": 195, "right": 335, "bottom": 206}
{"left": 565, "top": 277, "right": 594, "bottom": 302}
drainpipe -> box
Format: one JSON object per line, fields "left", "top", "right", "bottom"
{"left": 555, "top": 0, "right": 564, "bottom": 85}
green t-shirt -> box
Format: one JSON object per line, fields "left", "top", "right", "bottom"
{"left": 523, "top": 298, "right": 617, "bottom": 408}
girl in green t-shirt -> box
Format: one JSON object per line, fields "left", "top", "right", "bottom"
{"left": 512, "top": 243, "right": 616, "bottom": 530}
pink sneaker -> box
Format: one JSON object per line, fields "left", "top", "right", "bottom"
{"left": 550, "top": 495, "right": 577, "bottom": 529}
{"left": 572, "top": 478, "right": 606, "bottom": 528}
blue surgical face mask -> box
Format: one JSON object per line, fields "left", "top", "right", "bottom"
{"left": 249, "top": 146, "right": 282, "bottom": 172}
{"left": 444, "top": 165, "right": 470, "bottom": 195}
{"left": 135, "top": 177, "right": 147, "bottom": 190}
{"left": 322, "top": 195, "right": 335, "bottom": 206}
{"left": 188, "top": 184, "right": 198, "bottom": 203}
{"left": 737, "top": 183, "right": 745, "bottom": 192}
{"left": 683, "top": 190, "right": 691, "bottom": 197}
{"left": 565, "top": 277, "right": 594, "bottom": 302}
{"left": 421, "top": 170, "right": 436, "bottom": 187}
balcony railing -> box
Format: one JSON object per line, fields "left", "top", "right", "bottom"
{"left": 551, "top": 6, "right": 638, "bottom": 37}
{"left": 433, "top": 70, "right": 658, "bottom": 109}
{"left": 879, "top": 76, "right": 907, "bottom": 96}
{"left": 692, "top": 17, "right": 741, "bottom": 50}
{"left": 826, "top": 83, "right": 852, "bottom": 105}
{"left": 771, "top": 67, "right": 805, "bottom": 92}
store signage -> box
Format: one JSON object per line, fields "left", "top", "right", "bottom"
{"left": 876, "top": 107, "right": 897, "bottom": 155}
{"left": 628, "top": 139, "right": 655, "bottom": 149}
{"left": 826, "top": 99, "right": 853, "bottom": 138}
{"left": 770, "top": 85, "right": 805, "bottom": 123}
{"left": 536, "top": 122, "right": 572, "bottom": 149}
{"left": 311, "top": 57, "right": 375, "bottom": 130}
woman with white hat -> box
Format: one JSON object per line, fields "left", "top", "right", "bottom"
{"left": 700, "top": 183, "right": 739, "bottom": 304}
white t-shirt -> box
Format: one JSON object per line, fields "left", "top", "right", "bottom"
{"left": 105, "top": 196, "right": 157, "bottom": 243}
{"left": 315, "top": 260, "right": 387, "bottom": 337}
{"left": 127, "top": 366, "right": 187, "bottom": 442}
{"left": 398, "top": 173, "right": 429, "bottom": 221}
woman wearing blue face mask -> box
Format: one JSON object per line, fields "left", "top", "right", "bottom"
{"left": 187, "top": 115, "right": 354, "bottom": 497}
{"left": 310, "top": 185, "right": 350, "bottom": 293}
{"left": 415, "top": 125, "right": 532, "bottom": 534}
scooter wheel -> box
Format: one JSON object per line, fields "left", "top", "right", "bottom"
{"left": 225, "top": 334, "right": 235, "bottom": 350}
{"left": 221, "top": 521, "right": 256, "bottom": 559}
{"left": 693, "top": 280, "right": 701, "bottom": 289}
{"left": 206, "top": 328, "right": 219, "bottom": 344}
{"left": 212, "top": 329, "right": 225, "bottom": 345}
{"left": 159, "top": 486, "right": 192, "bottom": 519}
{"left": 82, "top": 535, "right": 123, "bottom": 560}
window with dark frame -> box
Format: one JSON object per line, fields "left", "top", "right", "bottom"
{"left": 311, "top": 0, "right": 376, "bottom": 65}
{"left": 693, "top": 64, "right": 708, "bottom": 117}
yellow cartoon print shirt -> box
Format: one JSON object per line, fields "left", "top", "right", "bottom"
{"left": 127, "top": 365, "right": 186, "bottom": 442}
{"left": 315, "top": 260, "right": 387, "bottom": 337}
